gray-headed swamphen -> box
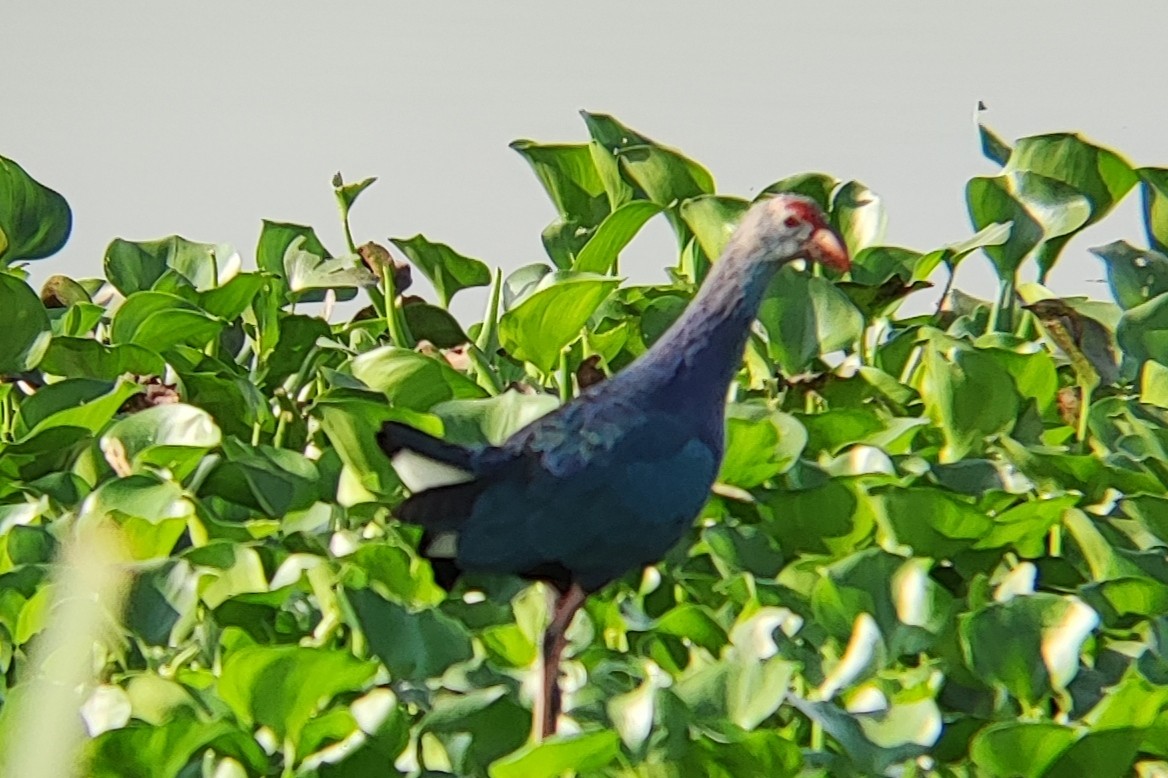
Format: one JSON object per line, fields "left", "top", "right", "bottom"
{"left": 377, "top": 193, "right": 850, "bottom": 738}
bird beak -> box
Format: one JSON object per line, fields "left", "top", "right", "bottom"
{"left": 806, "top": 227, "right": 851, "bottom": 273}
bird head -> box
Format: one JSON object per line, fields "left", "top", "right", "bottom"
{"left": 734, "top": 194, "right": 851, "bottom": 273}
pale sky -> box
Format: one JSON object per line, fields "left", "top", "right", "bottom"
{"left": 7, "top": 2, "right": 1168, "bottom": 317}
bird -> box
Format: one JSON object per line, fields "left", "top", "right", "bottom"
{"left": 377, "top": 194, "right": 850, "bottom": 738}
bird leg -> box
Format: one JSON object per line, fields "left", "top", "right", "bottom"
{"left": 534, "top": 582, "right": 587, "bottom": 741}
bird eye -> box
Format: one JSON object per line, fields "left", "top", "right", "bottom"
{"left": 784, "top": 216, "right": 800, "bottom": 228}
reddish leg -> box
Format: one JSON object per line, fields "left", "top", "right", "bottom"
{"left": 534, "top": 582, "right": 587, "bottom": 740}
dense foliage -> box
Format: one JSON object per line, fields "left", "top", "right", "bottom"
{"left": 3, "top": 112, "right": 1168, "bottom": 776}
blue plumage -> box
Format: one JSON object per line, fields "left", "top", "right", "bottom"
{"left": 377, "top": 194, "right": 850, "bottom": 737}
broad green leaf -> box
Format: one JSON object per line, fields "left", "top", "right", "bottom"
{"left": 763, "top": 479, "right": 878, "bottom": 557}
{"left": 831, "top": 180, "right": 886, "bottom": 255}
{"left": 881, "top": 488, "right": 994, "bottom": 558}
{"left": 1092, "top": 240, "right": 1168, "bottom": 310}
{"left": 760, "top": 172, "right": 839, "bottom": 211}
{"left": 489, "top": 731, "right": 620, "bottom": 778}
{"left": 0, "top": 155, "right": 71, "bottom": 264}
{"left": 201, "top": 439, "right": 323, "bottom": 516}
{"left": 1006, "top": 133, "right": 1137, "bottom": 228}
{"left": 110, "top": 291, "right": 224, "bottom": 352}
{"left": 680, "top": 195, "right": 750, "bottom": 260}
{"left": 104, "top": 236, "right": 240, "bottom": 295}
{"left": 1138, "top": 167, "right": 1168, "bottom": 253}
{"left": 497, "top": 271, "right": 619, "bottom": 372}
{"left": 918, "top": 337, "right": 1020, "bottom": 461}
{"left": 199, "top": 272, "right": 270, "bottom": 321}
{"left": 432, "top": 390, "right": 559, "bottom": 446}
{"left": 719, "top": 403, "right": 806, "bottom": 488}
{"left": 85, "top": 715, "right": 257, "bottom": 778}
{"left": 509, "top": 141, "right": 609, "bottom": 226}
{"left": 960, "top": 593, "right": 1098, "bottom": 703}
{"left": 255, "top": 220, "right": 337, "bottom": 302}
{"left": 1117, "top": 292, "right": 1168, "bottom": 367}
{"left": 572, "top": 200, "right": 661, "bottom": 273}
{"left": 969, "top": 722, "right": 1078, "bottom": 778}
{"left": 402, "top": 302, "right": 470, "bottom": 348}
{"left": 390, "top": 235, "right": 491, "bottom": 308}
{"left": 217, "top": 645, "right": 377, "bottom": 746}
{"left": 1008, "top": 170, "right": 1092, "bottom": 277}
{"left": 351, "top": 346, "right": 488, "bottom": 410}
{"left": 966, "top": 175, "right": 1044, "bottom": 276}
{"left": 618, "top": 143, "right": 715, "bottom": 213}
{"left": 284, "top": 238, "right": 376, "bottom": 295}
{"left": 80, "top": 474, "right": 194, "bottom": 559}
{"left": 0, "top": 272, "right": 51, "bottom": 373}
{"left": 101, "top": 404, "right": 221, "bottom": 480}
{"left": 14, "top": 377, "right": 140, "bottom": 440}
{"left": 40, "top": 338, "right": 164, "bottom": 380}
{"left": 348, "top": 588, "right": 473, "bottom": 681}
{"left": 757, "top": 266, "right": 864, "bottom": 375}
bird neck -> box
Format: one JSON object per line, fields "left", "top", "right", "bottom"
{"left": 628, "top": 244, "right": 783, "bottom": 440}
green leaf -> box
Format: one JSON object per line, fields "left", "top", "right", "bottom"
{"left": 351, "top": 346, "right": 488, "bottom": 410}
{"left": 960, "top": 593, "right": 1098, "bottom": 704}
{"left": 110, "top": 291, "right": 225, "bottom": 353}
{"left": 402, "top": 302, "right": 470, "bottom": 348}
{"left": 979, "top": 122, "right": 1013, "bottom": 166}
{"left": 1008, "top": 170, "right": 1093, "bottom": 277}
{"left": 40, "top": 338, "right": 164, "bottom": 380}
{"left": 14, "top": 377, "right": 140, "bottom": 440}
{"left": 81, "top": 474, "right": 193, "bottom": 558}
{"left": 101, "top": 404, "right": 221, "bottom": 481}
{"left": 509, "top": 141, "right": 609, "bottom": 227}
{"left": 1006, "top": 133, "right": 1137, "bottom": 228}
{"left": 255, "top": 220, "right": 332, "bottom": 298}
{"left": 1092, "top": 240, "right": 1168, "bottom": 310}
{"left": 760, "top": 172, "right": 839, "bottom": 211}
{"left": 85, "top": 715, "right": 256, "bottom": 778}
{"left": 489, "top": 730, "right": 620, "bottom": 778}
{"left": 969, "top": 722, "right": 1078, "bottom": 778}
{"left": 881, "top": 488, "right": 994, "bottom": 558}
{"left": 719, "top": 403, "right": 806, "bottom": 488}
{"left": 333, "top": 174, "right": 377, "bottom": 210}
{"left": 1117, "top": 292, "right": 1168, "bottom": 366}
{"left": 432, "top": 390, "right": 560, "bottom": 446}
{"left": 831, "top": 181, "right": 886, "bottom": 255}
{"left": 572, "top": 200, "right": 661, "bottom": 273}
{"left": 0, "top": 155, "right": 71, "bottom": 264}
{"left": 918, "top": 336, "right": 1020, "bottom": 461}
{"left": 199, "top": 272, "right": 270, "bottom": 321}
{"left": 497, "top": 271, "right": 619, "bottom": 372}
{"left": 348, "top": 588, "right": 473, "bottom": 681}
{"left": 1138, "top": 167, "right": 1168, "bottom": 253}
{"left": 0, "top": 272, "right": 51, "bottom": 373}
{"left": 201, "top": 439, "right": 323, "bottom": 516}
{"left": 756, "top": 266, "right": 865, "bottom": 375}
{"left": 390, "top": 235, "right": 491, "bottom": 308}
{"left": 104, "top": 236, "right": 240, "bottom": 296}
{"left": 217, "top": 645, "right": 377, "bottom": 746}
{"left": 763, "top": 479, "right": 878, "bottom": 557}
{"left": 284, "top": 238, "right": 375, "bottom": 295}
{"left": 680, "top": 195, "right": 751, "bottom": 260}
{"left": 965, "top": 175, "right": 1044, "bottom": 276}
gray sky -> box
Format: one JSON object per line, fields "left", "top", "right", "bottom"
{"left": 7, "top": 2, "right": 1168, "bottom": 316}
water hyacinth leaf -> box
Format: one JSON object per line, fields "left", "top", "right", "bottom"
{"left": 966, "top": 176, "right": 1044, "bottom": 276}
{"left": 763, "top": 479, "right": 878, "bottom": 557}
{"left": 719, "top": 403, "right": 806, "bottom": 488}
{"left": 201, "top": 439, "right": 323, "bottom": 516}
{"left": 0, "top": 272, "right": 51, "bottom": 374}
{"left": 572, "top": 200, "right": 661, "bottom": 274}
{"left": 680, "top": 195, "right": 750, "bottom": 260}
{"left": 104, "top": 236, "right": 240, "bottom": 296}
{"left": 217, "top": 645, "right": 377, "bottom": 746}
{"left": 402, "top": 302, "right": 470, "bottom": 349}
{"left": 284, "top": 238, "right": 375, "bottom": 296}
{"left": 881, "top": 488, "right": 994, "bottom": 558}
{"left": 831, "top": 181, "right": 886, "bottom": 255}
{"left": 333, "top": 173, "right": 377, "bottom": 211}
{"left": 978, "top": 122, "right": 1013, "bottom": 167}
{"left": 502, "top": 263, "right": 553, "bottom": 310}
{"left": 432, "top": 390, "right": 560, "bottom": 446}
{"left": 101, "top": 404, "right": 221, "bottom": 480}
{"left": 969, "top": 722, "right": 1078, "bottom": 778}
{"left": 489, "top": 730, "right": 620, "bottom": 778}
{"left": 1005, "top": 132, "right": 1138, "bottom": 228}
{"left": 760, "top": 172, "right": 839, "bottom": 211}
{"left": 348, "top": 588, "right": 473, "bottom": 681}
{"left": 1138, "top": 167, "right": 1168, "bottom": 253}
{"left": 616, "top": 143, "right": 715, "bottom": 209}
{"left": 497, "top": 271, "right": 619, "bottom": 372}
{"left": 1008, "top": 170, "right": 1092, "bottom": 276}
{"left": 959, "top": 593, "right": 1098, "bottom": 704}
{"left": 918, "top": 338, "right": 1020, "bottom": 461}
{"left": 757, "top": 266, "right": 864, "bottom": 375}
{"left": 110, "top": 291, "right": 225, "bottom": 353}
{"left": 85, "top": 715, "right": 257, "bottom": 778}
{"left": 39, "top": 338, "right": 164, "bottom": 380}
{"left": 199, "top": 272, "right": 270, "bottom": 322}
{"left": 351, "top": 346, "right": 488, "bottom": 410}
{"left": 0, "top": 155, "right": 72, "bottom": 264}
{"left": 1092, "top": 240, "right": 1168, "bottom": 310}
{"left": 391, "top": 235, "right": 491, "bottom": 308}
{"left": 1117, "top": 292, "right": 1168, "bottom": 367}
{"left": 255, "top": 220, "right": 331, "bottom": 296}
{"left": 510, "top": 141, "right": 609, "bottom": 227}
{"left": 14, "top": 377, "right": 141, "bottom": 439}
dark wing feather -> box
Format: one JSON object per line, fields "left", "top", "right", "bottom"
{"left": 377, "top": 421, "right": 476, "bottom": 469}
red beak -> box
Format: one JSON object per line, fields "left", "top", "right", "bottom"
{"left": 807, "top": 227, "right": 851, "bottom": 273}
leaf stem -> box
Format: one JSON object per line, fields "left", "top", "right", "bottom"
{"left": 990, "top": 270, "right": 1017, "bottom": 332}
{"left": 558, "top": 347, "right": 572, "bottom": 404}
{"left": 383, "top": 273, "right": 414, "bottom": 348}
